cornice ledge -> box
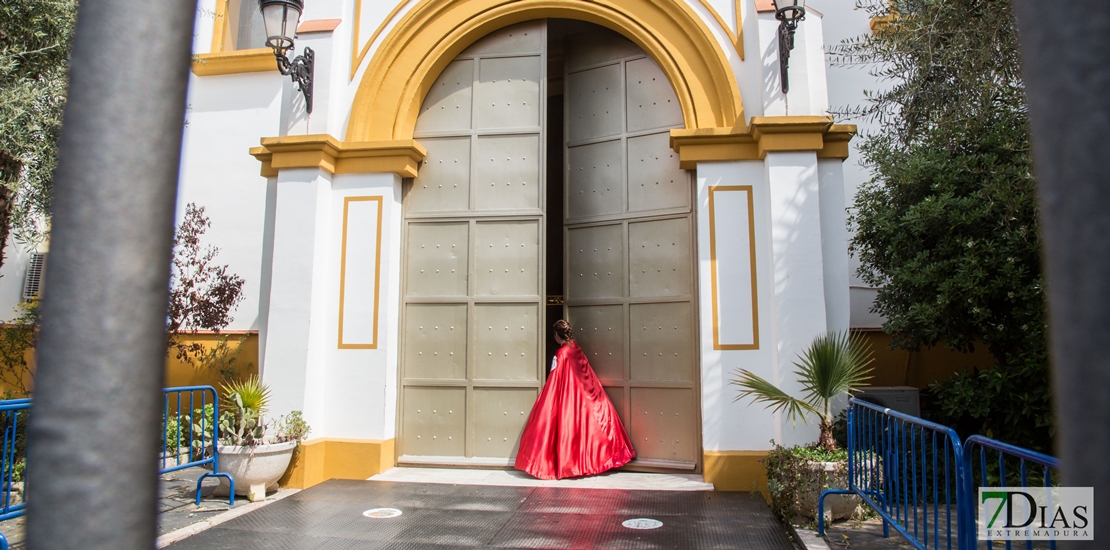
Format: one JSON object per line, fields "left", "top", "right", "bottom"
{"left": 669, "top": 117, "right": 855, "bottom": 166}
{"left": 192, "top": 48, "right": 277, "bottom": 77}
{"left": 250, "top": 135, "right": 428, "bottom": 178}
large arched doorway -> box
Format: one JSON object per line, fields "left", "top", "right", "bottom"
{"left": 397, "top": 20, "right": 699, "bottom": 471}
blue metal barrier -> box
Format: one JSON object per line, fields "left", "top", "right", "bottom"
{"left": 160, "top": 386, "right": 234, "bottom": 505}
{"left": 820, "top": 398, "right": 969, "bottom": 550}
{"left": 962, "top": 435, "right": 1061, "bottom": 550}
{"left": 0, "top": 399, "right": 30, "bottom": 550}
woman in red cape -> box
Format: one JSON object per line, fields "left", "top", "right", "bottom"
{"left": 514, "top": 320, "right": 635, "bottom": 479}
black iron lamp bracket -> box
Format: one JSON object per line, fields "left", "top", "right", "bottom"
{"left": 276, "top": 46, "right": 314, "bottom": 114}
{"left": 775, "top": 6, "right": 806, "bottom": 94}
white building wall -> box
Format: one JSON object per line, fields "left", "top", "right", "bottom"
{"left": 697, "top": 161, "right": 778, "bottom": 452}
{"left": 765, "top": 151, "right": 827, "bottom": 447}
{"left": 321, "top": 173, "right": 402, "bottom": 441}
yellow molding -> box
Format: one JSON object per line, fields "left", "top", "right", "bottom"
{"left": 703, "top": 450, "right": 770, "bottom": 498}
{"left": 669, "top": 117, "right": 856, "bottom": 166}
{"left": 708, "top": 186, "right": 759, "bottom": 351}
{"left": 211, "top": 0, "right": 230, "bottom": 53}
{"left": 192, "top": 48, "right": 277, "bottom": 76}
{"left": 280, "top": 438, "right": 396, "bottom": 489}
{"left": 818, "top": 124, "right": 857, "bottom": 159}
{"left": 870, "top": 14, "right": 895, "bottom": 34}
{"left": 338, "top": 196, "right": 384, "bottom": 349}
{"left": 346, "top": 0, "right": 746, "bottom": 142}
{"left": 351, "top": 0, "right": 411, "bottom": 81}
{"left": 694, "top": 0, "right": 744, "bottom": 60}
{"left": 250, "top": 135, "right": 428, "bottom": 178}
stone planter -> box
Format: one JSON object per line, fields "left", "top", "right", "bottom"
{"left": 215, "top": 441, "right": 296, "bottom": 502}
{"left": 792, "top": 460, "right": 859, "bottom": 521}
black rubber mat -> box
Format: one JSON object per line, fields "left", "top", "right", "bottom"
{"left": 165, "top": 479, "right": 796, "bottom": 549}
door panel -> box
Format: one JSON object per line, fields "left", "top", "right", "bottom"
{"left": 627, "top": 133, "right": 689, "bottom": 213}
{"left": 473, "top": 304, "right": 540, "bottom": 381}
{"left": 567, "top": 304, "right": 625, "bottom": 382}
{"left": 563, "top": 28, "right": 698, "bottom": 471}
{"left": 625, "top": 57, "right": 683, "bottom": 132}
{"left": 629, "top": 388, "right": 697, "bottom": 464}
{"left": 401, "top": 21, "right": 546, "bottom": 465}
{"left": 415, "top": 59, "right": 474, "bottom": 133}
{"left": 566, "top": 64, "right": 623, "bottom": 142}
{"left": 628, "top": 217, "right": 692, "bottom": 298}
{"left": 402, "top": 387, "right": 467, "bottom": 457}
{"left": 404, "top": 223, "right": 469, "bottom": 296}
{"left": 472, "top": 388, "right": 538, "bottom": 458}
{"left": 628, "top": 302, "right": 695, "bottom": 382}
{"left": 408, "top": 138, "right": 472, "bottom": 213}
{"left": 403, "top": 304, "right": 468, "bottom": 380}
{"left": 477, "top": 56, "right": 542, "bottom": 130}
{"left": 473, "top": 221, "right": 540, "bottom": 297}
{"left": 565, "top": 224, "right": 623, "bottom": 300}
{"left": 474, "top": 135, "right": 541, "bottom": 210}
{"left": 567, "top": 140, "right": 623, "bottom": 218}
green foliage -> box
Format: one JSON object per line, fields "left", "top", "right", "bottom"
{"left": 222, "top": 376, "right": 270, "bottom": 415}
{"left": 733, "top": 331, "right": 873, "bottom": 450}
{"left": 0, "top": 0, "right": 77, "bottom": 255}
{"left": 763, "top": 443, "right": 849, "bottom": 523}
{"left": 0, "top": 301, "right": 37, "bottom": 396}
{"left": 925, "top": 354, "right": 1053, "bottom": 453}
{"left": 831, "top": 0, "right": 1051, "bottom": 449}
{"left": 218, "top": 406, "right": 266, "bottom": 447}
{"left": 168, "top": 203, "right": 246, "bottom": 366}
{"left": 273, "top": 411, "right": 311, "bottom": 445}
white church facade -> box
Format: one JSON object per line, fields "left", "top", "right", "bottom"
{"left": 0, "top": 0, "right": 888, "bottom": 491}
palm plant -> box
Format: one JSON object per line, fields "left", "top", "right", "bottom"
{"left": 733, "top": 331, "right": 874, "bottom": 452}
{"left": 221, "top": 376, "right": 271, "bottom": 416}
{"left": 219, "top": 376, "right": 272, "bottom": 446}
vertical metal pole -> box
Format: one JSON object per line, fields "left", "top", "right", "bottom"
{"left": 24, "top": 0, "right": 198, "bottom": 548}
{"left": 1010, "top": 2, "right": 1110, "bottom": 547}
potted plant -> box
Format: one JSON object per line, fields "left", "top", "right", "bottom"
{"left": 732, "top": 331, "right": 874, "bottom": 522}
{"left": 210, "top": 376, "right": 310, "bottom": 502}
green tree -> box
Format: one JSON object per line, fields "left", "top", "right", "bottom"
{"left": 832, "top": 0, "right": 1051, "bottom": 449}
{"left": 0, "top": 0, "right": 77, "bottom": 262}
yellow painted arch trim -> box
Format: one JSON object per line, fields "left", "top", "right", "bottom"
{"left": 345, "top": 0, "right": 747, "bottom": 142}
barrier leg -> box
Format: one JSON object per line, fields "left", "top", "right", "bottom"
{"left": 818, "top": 489, "right": 854, "bottom": 536}
{"left": 195, "top": 472, "right": 236, "bottom": 506}
{"left": 0, "top": 531, "right": 7, "bottom": 550}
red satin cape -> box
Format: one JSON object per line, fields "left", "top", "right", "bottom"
{"left": 514, "top": 341, "right": 635, "bottom": 480}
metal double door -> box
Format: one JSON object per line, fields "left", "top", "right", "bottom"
{"left": 399, "top": 21, "right": 698, "bottom": 470}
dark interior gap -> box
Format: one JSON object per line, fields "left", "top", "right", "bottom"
{"left": 544, "top": 22, "right": 566, "bottom": 367}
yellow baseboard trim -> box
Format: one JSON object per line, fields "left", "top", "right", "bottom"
{"left": 280, "top": 438, "right": 396, "bottom": 489}
{"left": 703, "top": 450, "right": 770, "bottom": 499}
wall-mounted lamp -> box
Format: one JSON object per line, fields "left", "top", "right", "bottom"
{"left": 772, "top": 0, "right": 807, "bottom": 94}
{"left": 259, "top": 0, "right": 314, "bottom": 113}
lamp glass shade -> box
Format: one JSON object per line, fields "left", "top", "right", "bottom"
{"left": 259, "top": 0, "right": 302, "bottom": 51}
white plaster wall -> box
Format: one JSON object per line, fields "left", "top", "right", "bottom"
{"left": 765, "top": 151, "right": 827, "bottom": 447}
{"left": 322, "top": 173, "right": 403, "bottom": 441}
{"left": 259, "top": 168, "right": 333, "bottom": 436}
{"left": 179, "top": 71, "right": 284, "bottom": 331}
{"left": 817, "top": 158, "right": 850, "bottom": 333}
{"left": 697, "top": 161, "right": 778, "bottom": 452}
{"left": 758, "top": 9, "right": 828, "bottom": 117}
{"left": 808, "top": 0, "right": 889, "bottom": 329}
{"left": 0, "top": 241, "right": 37, "bottom": 321}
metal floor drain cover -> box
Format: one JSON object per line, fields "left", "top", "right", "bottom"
{"left": 362, "top": 507, "right": 403, "bottom": 518}
{"left": 622, "top": 518, "right": 663, "bottom": 529}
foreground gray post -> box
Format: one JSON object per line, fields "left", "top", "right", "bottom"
{"left": 24, "top": 0, "right": 198, "bottom": 548}
{"left": 1011, "top": 1, "right": 1110, "bottom": 547}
